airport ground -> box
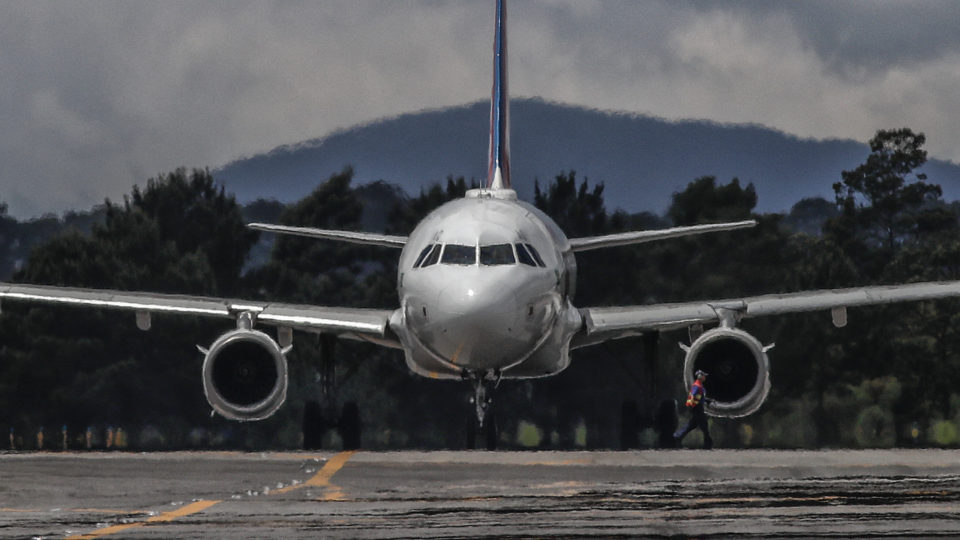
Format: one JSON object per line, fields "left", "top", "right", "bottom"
{"left": 2, "top": 449, "right": 960, "bottom": 538}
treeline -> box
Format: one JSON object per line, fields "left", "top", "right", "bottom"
{"left": 3, "top": 128, "right": 960, "bottom": 450}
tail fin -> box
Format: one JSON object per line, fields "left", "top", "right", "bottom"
{"left": 486, "top": 0, "right": 510, "bottom": 190}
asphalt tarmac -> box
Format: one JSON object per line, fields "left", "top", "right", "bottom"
{"left": 2, "top": 449, "right": 960, "bottom": 538}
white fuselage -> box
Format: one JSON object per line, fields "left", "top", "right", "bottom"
{"left": 389, "top": 189, "right": 583, "bottom": 380}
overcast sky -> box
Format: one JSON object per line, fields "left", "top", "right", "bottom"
{"left": 2, "top": 0, "right": 960, "bottom": 218}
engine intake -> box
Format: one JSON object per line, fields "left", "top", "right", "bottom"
{"left": 202, "top": 329, "right": 288, "bottom": 421}
{"left": 682, "top": 327, "right": 771, "bottom": 418}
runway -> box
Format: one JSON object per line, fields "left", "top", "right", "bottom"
{"left": 3, "top": 449, "right": 960, "bottom": 538}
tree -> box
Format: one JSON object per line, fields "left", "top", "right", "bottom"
{"left": 668, "top": 176, "right": 756, "bottom": 226}
{"left": 534, "top": 171, "right": 625, "bottom": 237}
{"left": 1, "top": 169, "right": 257, "bottom": 445}
{"left": 830, "top": 128, "right": 943, "bottom": 256}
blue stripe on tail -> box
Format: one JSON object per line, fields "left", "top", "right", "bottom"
{"left": 487, "top": 0, "right": 510, "bottom": 190}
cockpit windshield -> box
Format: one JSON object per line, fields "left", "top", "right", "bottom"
{"left": 519, "top": 243, "right": 545, "bottom": 267}
{"left": 418, "top": 244, "right": 441, "bottom": 267}
{"left": 414, "top": 241, "right": 545, "bottom": 268}
{"left": 413, "top": 244, "right": 434, "bottom": 267}
{"left": 480, "top": 244, "right": 515, "bottom": 265}
{"left": 441, "top": 244, "right": 476, "bottom": 265}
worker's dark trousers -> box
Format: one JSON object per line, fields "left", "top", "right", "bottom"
{"left": 674, "top": 406, "right": 713, "bottom": 449}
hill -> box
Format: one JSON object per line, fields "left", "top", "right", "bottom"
{"left": 216, "top": 99, "right": 960, "bottom": 213}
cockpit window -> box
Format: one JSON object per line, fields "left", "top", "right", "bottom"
{"left": 441, "top": 244, "right": 476, "bottom": 265}
{"left": 413, "top": 244, "right": 435, "bottom": 268}
{"left": 523, "top": 243, "right": 546, "bottom": 267}
{"left": 421, "top": 243, "right": 441, "bottom": 267}
{"left": 516, "top": 243, "right": 537, "bottom": 266}
{"left": 480, "top": 244, "right": 515, "bottom": 265}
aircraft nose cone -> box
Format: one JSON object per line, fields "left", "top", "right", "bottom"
{"left": 436, "top": 281, "right": 512, "bottom": 316}
{"left": 428, "top": 279, "right": 537, "bottom": 369}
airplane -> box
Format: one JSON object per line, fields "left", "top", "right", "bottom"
{"left": 4, "top": 0, "right": 960, "bottom": 448}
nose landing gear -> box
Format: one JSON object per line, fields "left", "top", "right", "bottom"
{"left": 464, "top": 369, "right": 501, "bottom": 450}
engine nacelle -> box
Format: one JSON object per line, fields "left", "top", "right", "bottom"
{"left": 682, "top": 326, "right": 771, "bottom": 418}
{"left": 202, "top": 329, "right": 288, "bottom": 421}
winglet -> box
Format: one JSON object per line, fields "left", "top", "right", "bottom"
{"left": 487, "top": 0, "right": 510, "bottom": 190}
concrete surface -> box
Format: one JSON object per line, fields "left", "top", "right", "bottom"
{"left": 2, "top": 449, "right": 960, "bottom": 538}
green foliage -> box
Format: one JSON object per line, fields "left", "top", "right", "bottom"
{"left": 854, "top": 405, "right": 897, "bottom": 448}
{"left": 1, "top": 169, "right": 254, "bottom": 444}
{"left": 753, "top": 395, "right": 818, "bottom": 448}
{"left": 5, "top": 125, "right": 960, "bottom": 449}
{"left": 668, "top": 176, "right": 757, "bottom": 226}
{"left": 829, "top": 128, "right": 947, "bottom": 270}
{"left": 928, "top": 420, "right": 959, "bottom": 446}
{"left": 516, "top": 420, "right": 543, "bottom": 448}
{"left": 534, "top": 171, "right": 624, "bottom": 237}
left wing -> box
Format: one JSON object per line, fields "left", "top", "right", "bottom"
{"left": 0, "top": 282, "right": 399, "bottom": 346}
{"left": 575, "top": 280, "right": 960, "bottom": 348}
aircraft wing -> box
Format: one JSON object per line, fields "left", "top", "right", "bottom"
{"left": 248, "top": 223, "right": 407, "bottom": 248}
{"left": 0, "top": 282, "right": 399, "bottom": 345}
{"left": 568, "top": 220, "right": 756, "bottom": 252}
{"left": 574, "top": 280, "right": 960, "bottom": 348}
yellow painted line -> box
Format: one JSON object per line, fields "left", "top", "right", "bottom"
{"left": 317, "top": 488, "right": 347, "bottom": 502}
{"left": 274, "top": 450, "right": 356, "bottom": 496}
{"left": 66, "top": 499, "right": 221, "bottom": 540}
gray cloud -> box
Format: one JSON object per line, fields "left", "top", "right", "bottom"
{"left": 2, "top": 0, "right": 960, "bottom": 217}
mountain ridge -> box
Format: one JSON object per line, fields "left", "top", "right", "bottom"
{"left": 216, "top": 99, "right": 960, "bottom": 213}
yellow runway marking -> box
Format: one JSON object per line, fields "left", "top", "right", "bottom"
{"left": 60, "top": 451, "right": 355, "bottom": 537}
{"left": 273, "top": 450, "right": 356, "bottom": 497}
{"left": 66, "top": 499, "right": 221, "bottom": 539}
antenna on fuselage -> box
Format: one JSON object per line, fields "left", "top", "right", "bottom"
{"left": 486, "top": 0, "right": 510, "bottom": 191}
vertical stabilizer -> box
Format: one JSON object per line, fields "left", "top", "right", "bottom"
{"left": 487, "top": 0, "right": 510, "bottom": 190}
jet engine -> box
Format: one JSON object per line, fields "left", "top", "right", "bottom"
{"left": 681, "top": 326, "right": 771, "bottom": 418}
{"left": 202, "top": 328, "right": 288, "bottom": 421}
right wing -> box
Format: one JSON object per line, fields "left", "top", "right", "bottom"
{"left": 568, "top": 220, "right": 756, "bottom": 252}
{"left": 248, "top": 223, "right": 407, "bottom": 248}
{"left": 575, "top": 280, "right": 960, "bottom": 348}
{"left": 0, "top": 282, "right": 400, "bottom": 347}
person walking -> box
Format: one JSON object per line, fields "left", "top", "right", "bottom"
{"left": 674, "top": 370, "right": 713, "bottom": 449}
